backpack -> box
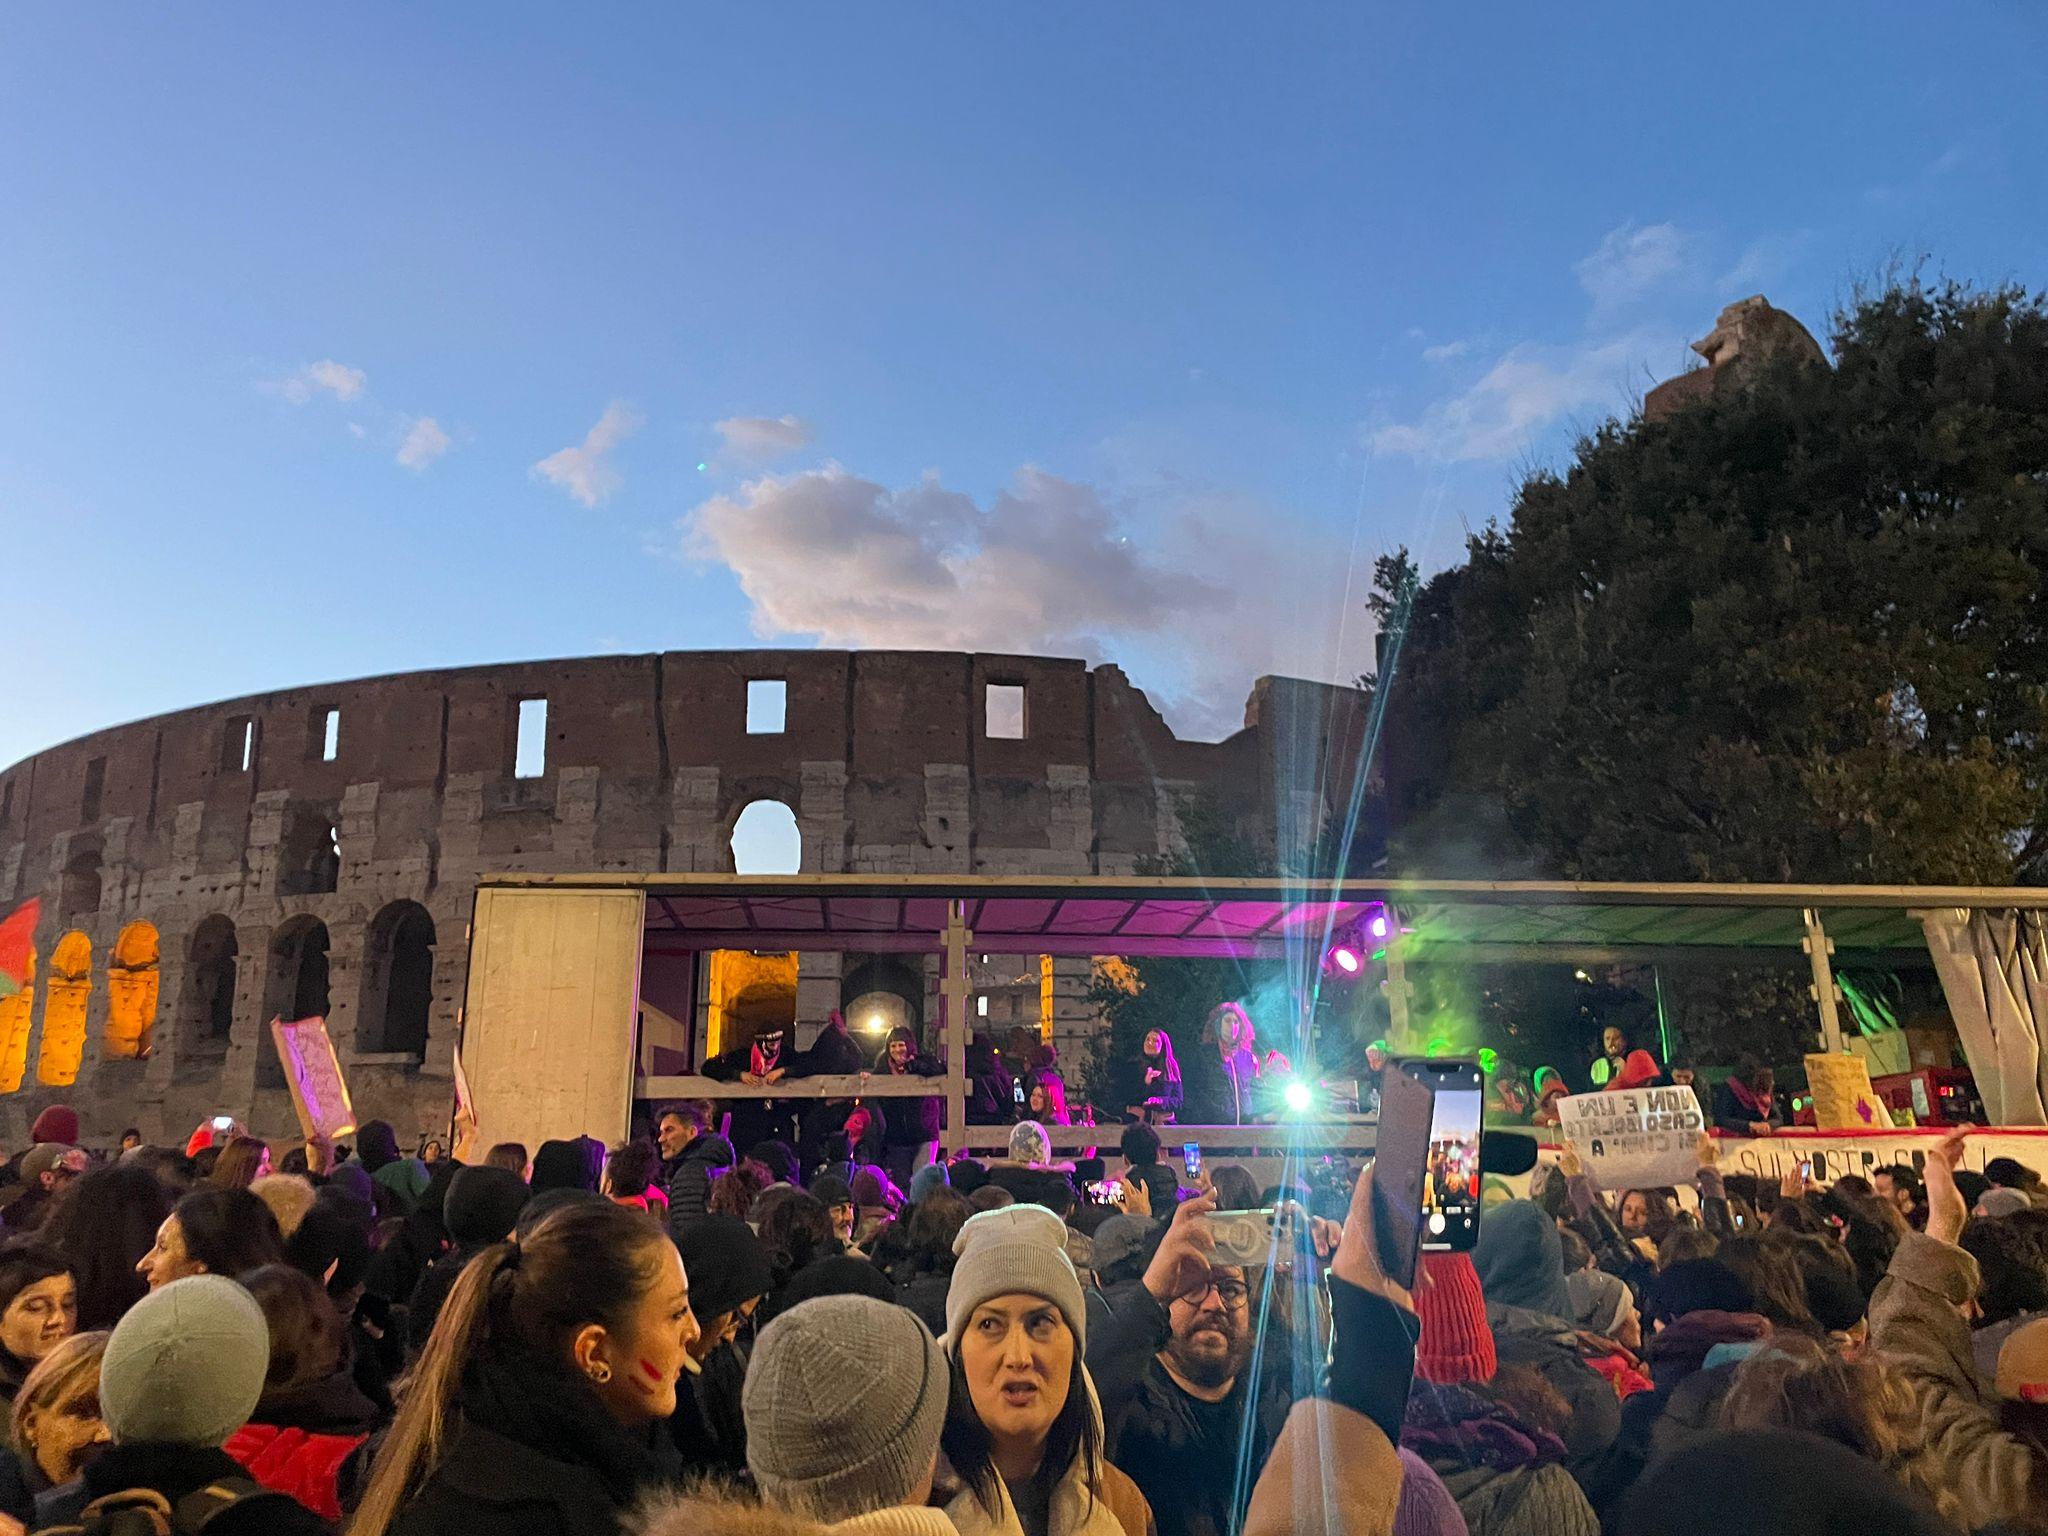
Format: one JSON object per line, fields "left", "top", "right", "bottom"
{"left": 37, "top": 1476, "right": 294, "bottom": 1536}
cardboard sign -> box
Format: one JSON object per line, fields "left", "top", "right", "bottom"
{"left": 1555, "top": 1085, "right": 1706, "bottom": 1189}
{"left": 269, "top": 1015, "right": 357, "bottom": 1142}
{"left": 1804, "top": 1052, "right": 1891, "bottom": 1131}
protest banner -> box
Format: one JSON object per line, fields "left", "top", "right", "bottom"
{"left": 270, "top": 1015, "right": 357, "bottom": 1142}
{"left": 1554, "top": 1085, "right": 1706, "bottom": 1189}
{"left": 1804, "top": 1052, "right": 1891, "bottom": 1131}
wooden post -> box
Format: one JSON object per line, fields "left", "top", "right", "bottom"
{"left": 941, "top": 900, "right": 972, "bottom": 1157}
{"left": 1802, "top": 907, "right": 1844, "bottom": 1055}
{"left": 1383, "top": 909, "right": 1416, "bottom": 1053}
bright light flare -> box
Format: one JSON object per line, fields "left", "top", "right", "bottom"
{"left": 1283, "top": 1081, "right": 1314, "bottom": 1113}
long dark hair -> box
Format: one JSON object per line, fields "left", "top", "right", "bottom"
{"left": 44, "top": 1164, "right": 173, "bottom": 1329}
{"left": 759, "top": 1192, "right": 840, "bottom": 1288}
{"left": 346, "top": 1201, "right": 672, "bottom": 1536}
{"left": 941, "top": 1330, "right": 1101, "bottom": 1519}
{"left": 174, "top": 1187, "right": 285, "bottom": 1277}
{"left": 209, "top": 1136, "right": 269, "bottom": 1190}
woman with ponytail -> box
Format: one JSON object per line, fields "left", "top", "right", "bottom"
{"left": 347, "top": 1199, "right": 699, "bottom": 1536}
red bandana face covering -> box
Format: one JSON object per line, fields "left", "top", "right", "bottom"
{"left": 751, "top": 1037, "right": 783, "bottom": 1076}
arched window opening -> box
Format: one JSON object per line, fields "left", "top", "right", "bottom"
{"left": 359, "top": 901, "right": 436, "bottom": 1058}
{"left": 106, "top": 921, "right": 160, "bottom": 1060}
{"left": 261, "top": 918, "right": 330, "bottom": 1088}
{"left": 730, "top": 799, "right": 801, "bottom": 875}
{"left": 59, "top": 842, "right": 101, "bottom": 920}
{"left": 841, "top": 955, "right": 927, "bottom": 1053}
{"left": 35, "top": 931, "right": 92, "bottom": 1087}
{"left": 0, "top": 946, "right": 35, "bottom": 1092}
{"left": 179, "top": 915, "right": 239, "bottom": 1048}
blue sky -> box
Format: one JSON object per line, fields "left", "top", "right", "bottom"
{"left": 4, "top": 3, "right": 2045, "bottom": 769}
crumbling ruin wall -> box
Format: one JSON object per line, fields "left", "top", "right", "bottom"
{"left": 0, "top": 650, "right": 1368, "bottom": 1144}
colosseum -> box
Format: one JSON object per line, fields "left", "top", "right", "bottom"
{"left": 0, "top": 649, "right": 1370, "bottom": 1147}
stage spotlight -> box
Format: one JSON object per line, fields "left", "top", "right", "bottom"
{"left": 1331, "top": 944, "right": 1362, "bottom": 974}
{"left": 1366, "top": 903, "right": 1391, "bottom": 941}
{"left": 1283, "top": 1080, "right": 1314, "bottom": 1113}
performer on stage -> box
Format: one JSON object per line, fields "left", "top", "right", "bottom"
{"left": 874, "top": 1024, "right": 943, "bottom": 1185}
{"left": 1589, "top": 1024, "right": 1630, "bottom": 1087}
{"left": 1208, "top": 1001, "right": 1263, "bottom": 1124}
{"left": 1123, "top": 1028, "right": 1183, "bottom": 1124}
{"left": 701, "top": 1022, "right": 806, "bottom": 1149}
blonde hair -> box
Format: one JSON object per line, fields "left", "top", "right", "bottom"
{"left": 13, "top": 1329, "right": 110, "bottom": 1456}
{"left": 250, "top": 1174, "right": 319, "bottom": 1239}
{"left": 1719, "top": 1334, "right": 1956, "bottom": 1522}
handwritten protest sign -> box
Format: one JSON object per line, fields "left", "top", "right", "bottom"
{"left": 1803, "top": 1052, "right": 1891, "bottom": 1131}
{"left": 1555, "top": 1085, "right": 1706, "bottom": 1189}
{"left": 270, "top": 1015, "right": 357, "bottom": 1142}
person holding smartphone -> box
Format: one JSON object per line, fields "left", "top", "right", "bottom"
{"left": 1084, "top": 1168, "right": 1416, "bottom": 1536}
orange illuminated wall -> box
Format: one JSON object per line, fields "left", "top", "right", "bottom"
{"left": 37, "top": 931, "right": 91, "bottom": 1087}
{"left": 704, "top": 950, "right": 797, "bottom": 1059}
{"left": 106, "top": 921, "right": 160, "bottom": 1059}
{"left": 0, "top": 948, "right": 34, "bottom": 1093}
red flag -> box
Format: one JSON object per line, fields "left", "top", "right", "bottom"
{"left": 0, "top": 898, "right": 39, "bottom": 999}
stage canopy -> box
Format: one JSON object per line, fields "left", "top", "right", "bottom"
{"left": 478, "top": 873, "right": 2048, "bottom": 965}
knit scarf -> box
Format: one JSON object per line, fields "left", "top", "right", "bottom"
{"left": 458, "top": 1343, "right": 682, "bottom": 1509}
{"left": 1725, "top": 1076, "right": 1768, "bottom": 1118}
{"left": 1400, "top": 1382, "right": 1568, "bottom": 1472}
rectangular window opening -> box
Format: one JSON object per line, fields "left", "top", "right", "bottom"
{"left": 976, "top": 995, "right": 989, "bottom": 1018}
{"left": 746, "top": 679, "right": 787, "bottom": 735}
{"left": 0, "top": 779, "right": 12, "bottom": 825}
{"left": 222, "top": 717, "right": 256, "bottom": 773}
{"left": 81, "top": 758, "right": 106, "bottom": 823}
{"left": 986, "top": 684, "right": 1026, "bottom": 740}
{"left": 321, "top": 709, "right": 340, "bottom": 762}
{"left": 514, "top": 698, "right": 548, "bottom": 779}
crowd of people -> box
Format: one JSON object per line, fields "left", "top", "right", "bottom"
{"left": 0, "top": 1082, "right": 2036, "bottom": 1535}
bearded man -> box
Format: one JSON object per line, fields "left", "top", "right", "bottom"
{"left": 1086, "top": 1194, "right": 1302, "bottom": 1536}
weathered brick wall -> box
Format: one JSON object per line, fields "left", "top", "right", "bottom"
{"left": 0, "top": 650, "right": 1366, "bottom": 1145}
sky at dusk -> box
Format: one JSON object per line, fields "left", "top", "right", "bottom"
{"left": 4, "top": 3, "right": 2045, "bottom": 770}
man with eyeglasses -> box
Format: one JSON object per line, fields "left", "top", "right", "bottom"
{"left": 1087, "top": 1192, "right": 1307, "bottom": 1536}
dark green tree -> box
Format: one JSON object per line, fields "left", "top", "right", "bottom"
{"left": 1364, "top": 280, "right": 2048, "bottom": 1068}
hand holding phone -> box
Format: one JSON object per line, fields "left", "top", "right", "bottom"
{"left": 1182, "top": 1142, "right": 1203, "bottom": 1182}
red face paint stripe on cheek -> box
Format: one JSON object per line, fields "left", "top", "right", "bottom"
{"left": 638, "top": 1358, "right": 664, "bottom": 1383}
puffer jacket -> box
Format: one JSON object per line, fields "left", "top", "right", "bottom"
{"left": 223, "top": 1365, "right": 381, "bottom": 1523}
{"left": 666, "top": 1134, "right": 736, "bottom": 1225}
{"left": 1869, "top": 1230, "right": 2041, "bottom": 1530}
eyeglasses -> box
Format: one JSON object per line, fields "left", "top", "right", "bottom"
{"left": 1177, "top": 1275, "right": 1251, "bottom": 1307}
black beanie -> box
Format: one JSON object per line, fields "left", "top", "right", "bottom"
{"left": 445, "top": 1166, "right": 531, "bottom": 1246}
{"left": 1617, "top": 1431, "right": 1948, "bottom": 1536}
{"left": 1802, "top": 1266, "right": 1869, "bottom": 1334}
{"left": 287, "top": 1197, "right": 371, "bottom": 1296}
{"left": 674, "top": 1214, "right": 773, "bottom": 1321}
{"left": 531, "top": 1138, "right": 599, "bottom": 1194}
{"left": 770, "top": 1254, "right": 896, "bottom": 1319}
{"left": 516, "top": 1186, "right": 605, "bottom": 1239}
{"left": 1647, "top": 1259, "right": 1754, "bottom": 1324}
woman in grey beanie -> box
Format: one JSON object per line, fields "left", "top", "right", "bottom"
{"left": 939, "top": 1206, "right": 1151, "bottom": 1536}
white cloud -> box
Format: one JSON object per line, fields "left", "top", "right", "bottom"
{"left": 1718, "top": 231, "right": 1810, "bottom": 292}
{"left": 272, "top": 359, "right": 367, "bottom": 404}
{"left": 681, "top": 463, "right": 1371, "bottom": 739}
{"left": 533, "top": 401, "right": 644, "bottom": 507}
{"left": 1421, "top": 339, "right": 1471, "bottom": 364}
{"left": 347, "top": 422, "right": 367, "bottom": 439}
{"left": 1372, "top": 331, "right": 1669, "bottom": 463}
{"left": 1574, "top": 222, "right": 1690, "bottom": 310}
{"left": 713, "top": 414, "right": 812, "bottom": 462}
{"left": 396, "top": 416, "right": 452, "bottom": 471}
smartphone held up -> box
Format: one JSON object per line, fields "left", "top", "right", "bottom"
{"left": 1371, "top": 1057, "right": 1486, "bottom": 1291}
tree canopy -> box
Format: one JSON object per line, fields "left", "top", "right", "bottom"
{"left": 1369, "top": 279, "right": 2048, "bottom": 888}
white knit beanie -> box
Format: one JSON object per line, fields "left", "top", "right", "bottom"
{"left": 1007, "top": 1121, "right": 1051, "bottom": 1166}
{"left": 744, "top": 1294, "right": 949, "bottom": 1522}
{"left": 944, "top": 1204, "right": 1087, "bottom": 1352}
{"left": 101, "top": 1275, "right": 269, "bottom": 1447}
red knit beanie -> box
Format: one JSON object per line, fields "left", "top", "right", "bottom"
{"left": 1415, "top": 1250, "right": 1497, "bottom": 1384}
{"left": 31, "top": 1105, "right": 79, "bottom": 1146}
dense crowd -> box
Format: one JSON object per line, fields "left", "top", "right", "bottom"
{"left": 0, "top": 1094, "right": 2039, "bottom": 1536}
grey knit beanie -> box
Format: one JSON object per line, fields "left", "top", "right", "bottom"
{"left": 101, "top": 1275, "right": 269, "bottom": 1447}
{"left": 744, "top": 1294, "right": 949, "bottom": 1522}
{"left": 945, "top": 1204, "right": 1087, "bottom": 1352}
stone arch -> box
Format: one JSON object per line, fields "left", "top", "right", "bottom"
{"left": 729, "top": 798, "right": 801, "bottom": 875}
{"left": 105, "top": 920, "right": 160, "bottom": 1059}
{"left": 0, "top": 945, "right": 34, "bottom": 1092}
{"left": 841, "top": 954, "right": 926, "bottom": 1051}
{"left": 36, "top": 930, "right": 92, "bottom": 1087}
{"left": 277, "top": 803, "right": 341, "bottom": 897}
{"left": 261, "top": 917, "right": 330, "bottom": 1088}
{"left": 178, "top": 915, "right": 240, "bottom": 1047}
{"left": 358, "top": 901, "right": 435, "bottom": 1058}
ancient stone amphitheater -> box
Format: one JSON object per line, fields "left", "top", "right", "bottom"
{"left": 0, "top": 650, "right": 1367, "bottom": 1145}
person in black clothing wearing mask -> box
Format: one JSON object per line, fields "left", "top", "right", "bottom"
{"left": 702, "top": 1025, "right": 808, "bottom": 1151}
{"left": 874, "top": 1025, "right": 945, "bottom": 1188}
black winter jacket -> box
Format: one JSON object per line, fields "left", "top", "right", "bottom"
{"left": 71, "top": 1443, "right": 329, "bottom": 1536}
{"left": 663, "top": 1134, "right": 736, "bottom": 1225}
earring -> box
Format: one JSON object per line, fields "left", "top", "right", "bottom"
{"left": 590, "top": 1363, "right": 612, "bottom": 1384}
